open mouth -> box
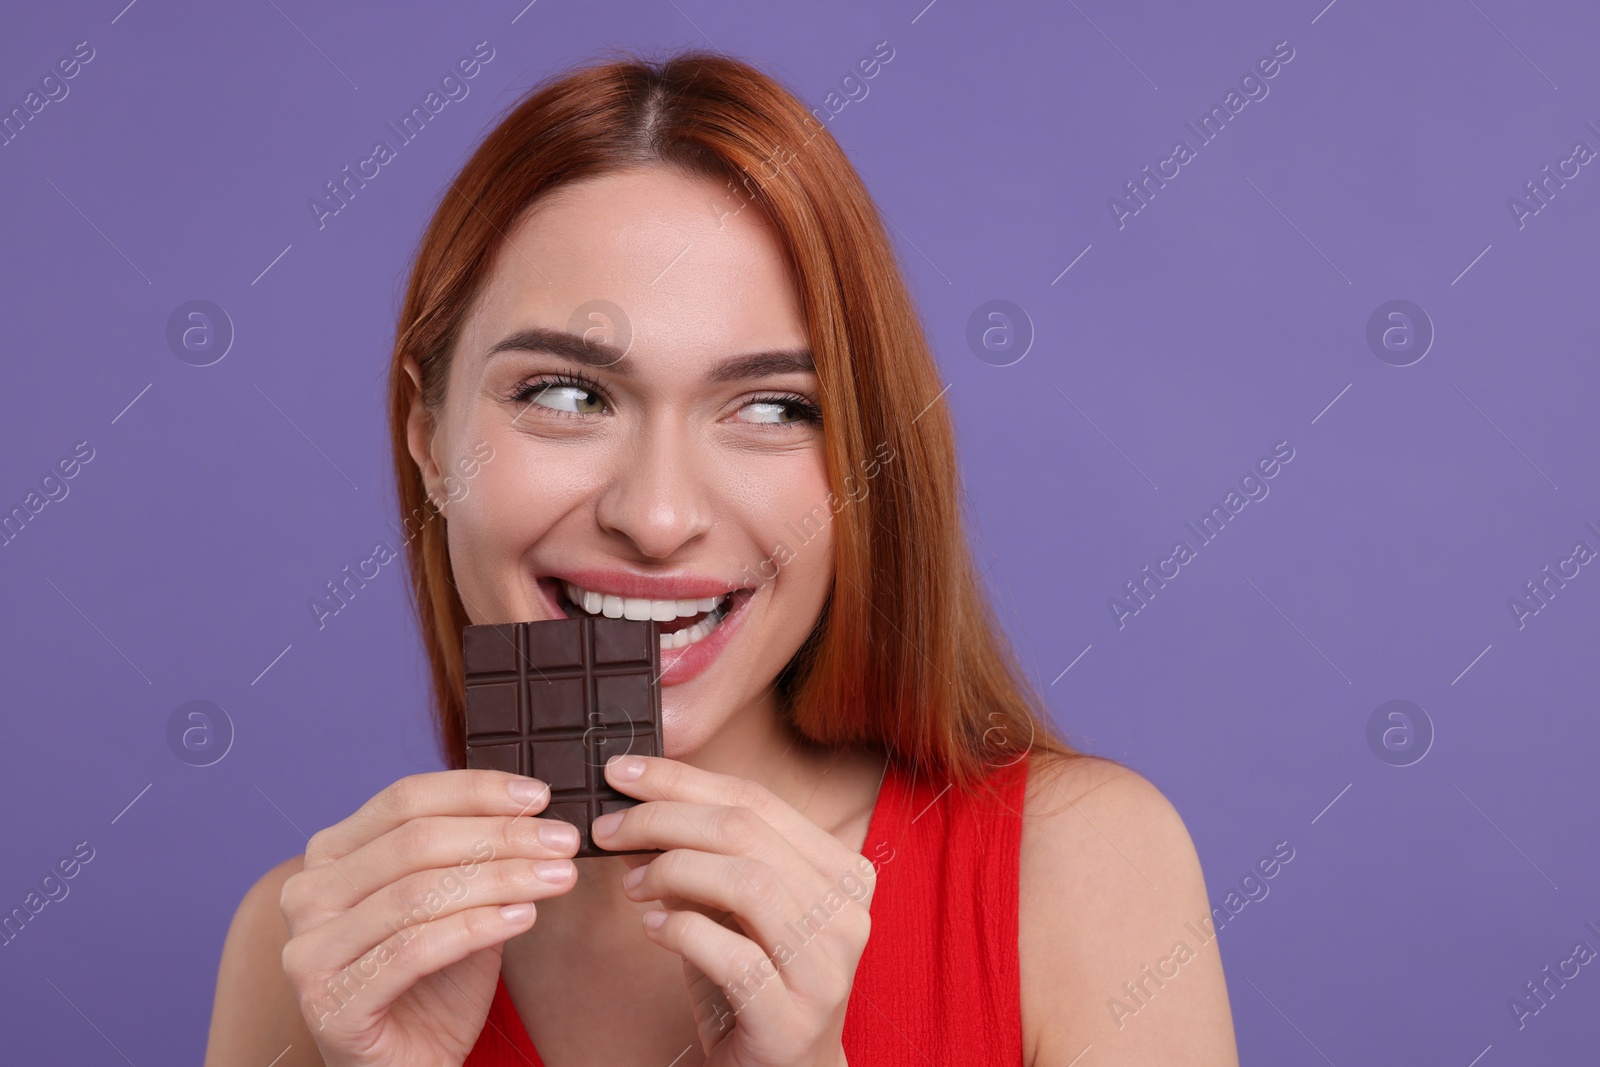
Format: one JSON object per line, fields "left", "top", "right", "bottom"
{"left": 550, "top": 579, "right": 752, "bottom": 652}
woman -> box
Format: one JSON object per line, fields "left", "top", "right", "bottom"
{"left": 205, "top": 50, "right": 1238, "bottom": 1066}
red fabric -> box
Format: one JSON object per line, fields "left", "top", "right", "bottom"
{"left": 463, "top": 757, "right": 1029, "bottom": 1066}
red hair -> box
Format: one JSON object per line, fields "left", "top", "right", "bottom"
{"left": 387, "top": 48, "right": 1084, "bottom": 793}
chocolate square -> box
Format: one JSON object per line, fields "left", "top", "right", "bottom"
{"left": 462, "top": 616, "right": 664, "bottom": 858}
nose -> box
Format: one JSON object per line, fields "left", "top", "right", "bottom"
{"left": 593, "top": 407, "right": 715, "bottom": 560}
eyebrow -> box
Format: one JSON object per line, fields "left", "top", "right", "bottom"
{"left": 486, "top": 327, "right": 815, "bottom": 382}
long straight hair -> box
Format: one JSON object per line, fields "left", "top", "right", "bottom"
{"left": 387, "top": 48, "right": 1084, "bottom": 794}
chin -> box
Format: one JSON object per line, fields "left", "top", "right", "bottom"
{"left": 657, "top": 675, "right": 749, "bottom": 760}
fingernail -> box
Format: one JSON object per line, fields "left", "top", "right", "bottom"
{"left": 534, "top": 859, "right": 574, "bottom": 882}
{"left": 622, "top": 864, "right": 646, "bottom": 889}
{"left": 538, "top": 821, "right": 578, "bottom": 851}
{"left": 500, "top": 902, "right": 535, "bottom": 923}
{"left": 592, "top": 811, "right": 622, "bottom": 839}
{"left": 507, "top": 779, "right": 548, "bottom": 806}
{"left": 606, "top": 755, "right": 644, "bottom": 781}
{"left": 642, "top": 908, "right": 667, "bottom": 929}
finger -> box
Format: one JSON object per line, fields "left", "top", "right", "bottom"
{"left": 289, "top": 901, "right": 539, "bottom": 1033}
{"left": 642, "top": 909, "right": 795, "bottom": 1030}
{"left": 605, "top": 757, "right": 821, "bottom": 846}
{"left": 592, "top": 800, "right": 804, "bottom": 874}
{"left": 617, "top": 850, "right": 716, "bottom": 917}
{"left": 285, "top": 856, "right": 576, "bottom": 977}
{"left": 305, "top": 770, "right": 552, "bottom": 867}
{"left": 594, "top": 800, "right": 858, "bottom": 922}
{"left": 623, "top": 850, "right": 808, "bottom": 961}
{"left": 683, "top": 959, "right": 738, "bottom": 1053}
{"left": 283, "top": 815, "right": 580, "bottom": 924}
{"left": 631, "top": 850, "right": 870, "bottom": 995}
{"left": 641, "top": 893, "right": 731, "bottom": 925}
{"left": 605, "top": 757, "right": 873, "bottom": 884}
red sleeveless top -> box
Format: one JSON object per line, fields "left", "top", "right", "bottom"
{"left": 463, "top": 756, "right": 1029, "bottom": 1065}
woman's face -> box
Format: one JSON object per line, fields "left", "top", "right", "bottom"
{"left": 406, "top": 166, "right": 833, "bottom": 758}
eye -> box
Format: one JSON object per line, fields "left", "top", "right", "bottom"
{"left": 508, "top": 374, "right": 606, "bottom": 416}
{"left": 737, "top": 395, "right": 822, "bottom": 426}
{"left": 530, "top": 384, "right": 605, "bottom": 415}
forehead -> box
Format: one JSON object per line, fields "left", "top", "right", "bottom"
{"left": 461, "top": 166, "right": 806, "bottom": 363}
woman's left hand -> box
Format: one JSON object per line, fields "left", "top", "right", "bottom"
{"left": 592, "top": 754, "right": 878, "bottom": 1067}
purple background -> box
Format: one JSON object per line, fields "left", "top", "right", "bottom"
{"left": 3, "top": 0, "right": 1597, "bottom": 1062}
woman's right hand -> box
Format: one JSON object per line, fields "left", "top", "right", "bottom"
{"left": 277, "top": 769, "right": 581, "bottom": 1067}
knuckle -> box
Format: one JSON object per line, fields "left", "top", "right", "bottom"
{"left": 390, "top": 875, "right": 433, "bottom": 922}
{"left": 824, "top": 968, "right": 856, "bottom": 1006}
{"left": 488, "top": 815, "right": 516, "bottom": 853}
{"left": 386, "top": 920, "right": 429, "bottom": 968}
{"left": 277, "top": 873, "right": 304, "bottom": 919}
{"left": 714, "top": 806, "right": 763, "bottom": 851}
{"left": 839, "top": 856, "right": 877, "bottom": 900}
{"left": 736, "top": 860, "right": 784, "bottom": 910}
{"left": 400, "top": 871, "right": 458, "bottom": 921}
{"left": 461, "top": 903, "right": 505, "bottom": 943}
{"left": 280, "top": 937, "right": 309, "bottom": 983}
{"left": 278, "top": 872, "right": 337, "bottom": 932}
{"left": 395, "top": 816, "right": 440, "bottom": 858}
{"left": 839, "top": 905, "right": 871, "bottom": 947}
{"left": 383, "top": 774, "right": 425, "bottom": 817}
{"left": 647, "top": 849, "right": 683, "bottom": 885}
{"left": 729, "top": 776, "right": 771, "bottom": 813}
{"left": 470, "top": 768, "right": 512, "bottom": 805}
{"left": 505, "top": 816, "right": 541, "bottom": 855}
{"left": 303, "top": 828, "right": 335, "bottom": 864}
{"left": 495, "top": 858, "right": 541, "bottom": 897}
{"left": 724, "top": 941, "right": 767, "bottom": 984}
{"left": 488, "top": 817, "right": 518, "bottom": 858}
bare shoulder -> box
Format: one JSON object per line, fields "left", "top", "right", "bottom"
{"left": 1017, "top": 754, "right": 1239, "bottom": 1066}
{"left": 204, "top": 855, "right": 323, "bottom": 1067}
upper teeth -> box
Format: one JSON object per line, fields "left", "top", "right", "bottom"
{"left": 563, "top": 582, "right": 725, "bottom": 622}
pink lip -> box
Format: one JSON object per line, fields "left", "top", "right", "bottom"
{"left": 548, "top": 567, "right": 751, "bottom": 600}
{"left": 656, "top": 588, "right": 754, "bottom": 686}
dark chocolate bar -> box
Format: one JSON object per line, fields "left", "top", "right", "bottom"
{"left": 462, "top": 616, "right": 663, "bottom": 859}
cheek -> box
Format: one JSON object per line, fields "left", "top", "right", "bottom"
{"left": 659, "top": 454, "right": 834, "bottom": 751}
{"left": 740, "top": 457, "right": 836, "bottom": 632}
{"left": 735, "top": 453, "right": 832, "bottom": 560}
{"left": 443, "top": 427, "right": 597, "bottom": 617}
{"left": 775, "top": 511, "right": 833, "bottom": 600}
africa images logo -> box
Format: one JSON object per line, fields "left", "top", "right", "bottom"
{"left": 307, "top": 42, "right": 496, "bottom": 230}
{"left": 1107, "top": 40, "right": 1296, "bottom": 229}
